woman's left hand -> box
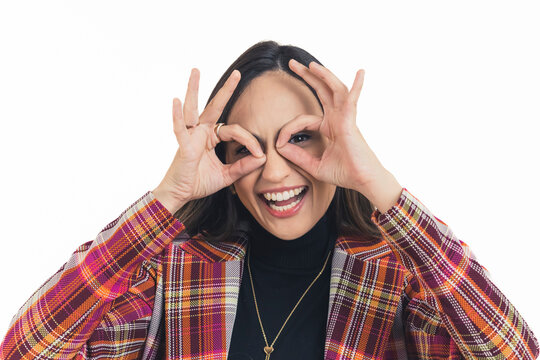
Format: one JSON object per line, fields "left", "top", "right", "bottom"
{"left": 276, "top": 59, "right": 401, "bottom": 208}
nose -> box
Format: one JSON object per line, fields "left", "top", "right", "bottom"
{"left": 260, "top": 147, "right": 292, "bottom": 183}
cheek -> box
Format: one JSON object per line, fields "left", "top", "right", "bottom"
{"left": 305, "top": 139, "right": 327, "bottom": 158}
{"left": 233, "top": 173, "right": 257, "bottom": 199}
{"left": 327, "top": 185, "right": 337, "bottom": 202}
{"left": 315, "top": 183, "right": 336, "bottom": 204}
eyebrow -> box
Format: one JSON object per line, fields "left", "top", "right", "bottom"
{"left": 252, "top": 133, "right": 269, "bottom": 148}
{"left": 231, "top": 128, "right": 283, "bottom": 150}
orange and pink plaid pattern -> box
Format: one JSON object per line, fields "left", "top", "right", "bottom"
{"left": 0, "top": 188, "right": 538, "bottom": 359}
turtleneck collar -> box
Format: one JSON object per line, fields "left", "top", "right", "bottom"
{"left": 245, "top": 211, "right": 337, "bottom": 274}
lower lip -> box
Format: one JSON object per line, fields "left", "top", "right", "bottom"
{"left": 259, "top": 189, "right": 308, "bottom": 218}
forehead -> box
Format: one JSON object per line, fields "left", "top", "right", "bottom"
{"left": 228, "top": 71, "right": 322, "bottom": 132}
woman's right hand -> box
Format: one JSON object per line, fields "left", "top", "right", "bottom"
{"left": 152, "top": 68, "right": 266, "bottom": 214}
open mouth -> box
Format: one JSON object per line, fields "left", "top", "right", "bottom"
{"left": 258, "top": 186, "right": 308, "bottom": 212}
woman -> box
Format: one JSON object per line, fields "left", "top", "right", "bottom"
{"left": 0, "top": 40, "right": 538, "bottom": 359}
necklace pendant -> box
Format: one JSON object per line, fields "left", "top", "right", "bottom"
{"left": 264, "top": 345, "right": 274, "bottom": 359}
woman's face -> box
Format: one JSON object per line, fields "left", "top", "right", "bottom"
{"left": 225, "top": 70, "right": 336, "bottom": 240}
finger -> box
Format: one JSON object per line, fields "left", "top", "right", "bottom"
{"left": 223, "top": 154, "right": 266, "bottom": 185}
{"left": 200, "top": 70, "right": 241, "bottom": 125}
{"left": 277, "top": 143, "right": 320, "bottom": 178}
{"left": 349, "top": 69, "right": 365, "bottom": 105}
{"left": 218, "top": 124, "right": 264, "bottom": 157}
{"left": 172, "top": 98, "right": 189, "bottom": 145}
{"left": 275, "top": 114, "right": 323, "bottom": 149}
{"left": 308, "top": 61, "right": 349, "bottom": 105}
{"left": 288, "top": 59, "right": 333, "bottom": 107}
{"left": 184, "top": 68, "right": 200, "bottom": 127}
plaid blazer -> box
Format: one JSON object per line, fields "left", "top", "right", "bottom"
{"left": 1, "top": 188, "right": 538, "bottom": 359}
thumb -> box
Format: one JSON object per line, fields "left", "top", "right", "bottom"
{"left": 224, "top": 154, "right": 267, "bottom": 185}
{"left": 277, "top": 143, "right": 320, "bottom": 178}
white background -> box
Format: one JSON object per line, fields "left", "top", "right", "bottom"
{"left": 1, "top": 0, "right": 539, "bottom": 344}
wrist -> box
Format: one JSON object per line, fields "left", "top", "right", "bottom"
{"left": 359, "top": 169, "right": 403, "bottom": 214}
{"left": 151, "top": 185, "right": 188, "bottom": 215}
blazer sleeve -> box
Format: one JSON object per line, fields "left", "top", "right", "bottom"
{"left": 0, "top": 191, "right": 185, "bottom": 359}
{"left": 370, "top": 188, "right": 539, "bottom": 359}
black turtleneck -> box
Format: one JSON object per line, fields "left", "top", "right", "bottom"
{"left": 228, "top": 211, "right": 337, "bottom": 360}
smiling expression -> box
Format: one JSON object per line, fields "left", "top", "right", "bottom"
{"left": 224, "top": 70, "right": 337, "bottom": 240}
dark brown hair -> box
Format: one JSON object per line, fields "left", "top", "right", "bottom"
{"left": 173, "top": 40, "right": 382, "bottom": 243}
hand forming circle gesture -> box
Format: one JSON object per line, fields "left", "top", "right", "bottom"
{"left": 155, "top": 68, "right": 266, "bottom": 210}
{"left": 275, "top": 59, "right": 388, "bottom": 196}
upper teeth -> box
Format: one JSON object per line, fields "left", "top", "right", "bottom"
{"left": 262, "top": 186, "right": 306, "bottom": 201}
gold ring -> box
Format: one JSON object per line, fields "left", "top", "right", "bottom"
{"left": 214, "top": 122, "right": 225, "bottom": 140}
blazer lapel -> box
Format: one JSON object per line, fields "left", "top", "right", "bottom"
{"left": 163, "top": 234, "right": 248, "bottom": 360}
{"left": 324, "top": 236, "right": 405, "bottom": 360}
{"left": 163, "top": 232, "right": 405, "bottom": 360}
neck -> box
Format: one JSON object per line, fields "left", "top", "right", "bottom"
{"left": 246, "top": 212, "right": 337, "bottom": 274}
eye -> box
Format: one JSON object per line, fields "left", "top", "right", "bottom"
{"left": 235, "top": 146, "right": 250, "bottom": 155}
{"left": 289, "top": 133, "right": 311, "bottom": 145}
{"left": 234, "top": 132, "right": 311, "bottom": 155}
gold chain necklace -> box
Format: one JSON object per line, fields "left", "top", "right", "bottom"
{"left": 246, "top": 245, "right": 332, "bottom": 360}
